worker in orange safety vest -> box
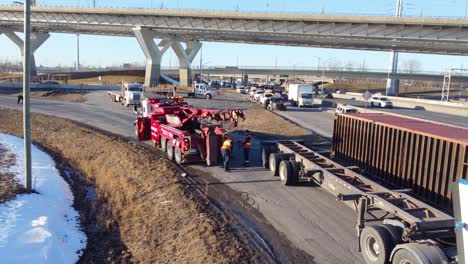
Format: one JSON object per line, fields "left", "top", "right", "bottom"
{"left": 221, "top": 134, "right": 233, "bottom": 172}
{"left": 239, "top": 130, "right": 252, "bottom": 166}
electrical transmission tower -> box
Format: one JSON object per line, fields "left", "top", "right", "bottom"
{"left": 441, "top": 71, "right": 451, "bottom": 102}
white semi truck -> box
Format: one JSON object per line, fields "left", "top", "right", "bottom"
{"left": 189, "top": 82, "right": 216, "bottom": 99}
{"left": 287, "top": 84, "right": 314, "bottom": 107}
{"left": 108, "top": 82, "right": 143, "bottom": 107}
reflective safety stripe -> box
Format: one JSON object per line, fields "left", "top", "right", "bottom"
{"left": 221, "top": 140, "right": 232, "bottom": 151}
{"left": 244, "top": 142, "right": 252, "bottom": 149}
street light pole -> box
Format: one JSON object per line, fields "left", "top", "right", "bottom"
{"left": 23, "top": 0, "right": 32, "bottom": 193}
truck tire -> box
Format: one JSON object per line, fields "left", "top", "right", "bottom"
{"left": 288, "top": 160, "right": 300, "bottom": 185}
{"left": 134, "top": 123, "right": 139, "bottom": 138}
{"left": 279, "top": 160, "right": 294, "bottom": 186}
{"left": 360, "top": 225, "right": 393, "bottom": 264}
{"left": 167, "top": 141, "right": 174, "bottom": 160}
{"left": 160, "top": 137, "right": 167, "bottom": 152}
{"left": 269, "top": 153, "right": 294, "bottom": 176}
{"left": 121, "top": 99, "right": 125, "bottom": 106}
{"left": 174, "top": 147, "right": 182, "bottom": 164}
{"left": 391, "top": 243, "right": 448, "bottom": 264}
{"left": 262, "top": 145, "right": 273, "bottom": 169}
{"left": 205, "top": 94, "right": 212, "bottom": 99}
{"left": 392, "top": 248, "right": 420, "bottom": 264}
{"left": 269, "top": 153, "right": 282, "bottom": 176}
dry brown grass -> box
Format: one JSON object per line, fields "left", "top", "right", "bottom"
{"left": 67, "top": 75, "right": 144, "bottom": 85}
{"left": 220, "top": 90, "right": 310, "bottom": 137}
{"left": 0, "top": 145, "right": 26, "bottom": 204}
{"left": 15, "top": 91, "right": 87, "bottom": 103}
{"left": 237, "top": 106, "right": 310, "bottom": 137}
{"left": 0, "top": 109, "right": 256, "bottom": 263}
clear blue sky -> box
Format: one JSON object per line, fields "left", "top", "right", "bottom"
{"left": 0, "top": 0, "right": 467, "bottom": 72}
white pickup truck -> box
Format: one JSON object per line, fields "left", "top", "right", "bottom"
{"left": 108, "top": 82, "right": 143, "bottom": 107}
{"left": 189, "top": 83, "right": 216, "bottom": 99}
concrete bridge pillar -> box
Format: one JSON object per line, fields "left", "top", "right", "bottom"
{"left": 133, "top": 27, "right": 172, "bottom": 87}
{"left": 4, "top": 31, "right": 50, "bottom": 77}
{"left": 386, "top": 50, "right": 400, "bottom": 96}
{"left": 172, "top": 40, "right": 202, "bottom": 86}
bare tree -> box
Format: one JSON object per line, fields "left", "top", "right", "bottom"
{"left": 327, "top": 59, "right": 343, "bottom": 71}
{"left": 401, "top": 59, "right": 422, "bottom": 75}
{"left": 345, "top": 61, "right": 355, "bottom": 71}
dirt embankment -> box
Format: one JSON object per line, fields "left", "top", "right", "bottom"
{"left": 0, "top": 108, "right": 257, "bottom": 263}
{"left": 15, "top": 91, "right": 88, "bottom": 103}
{"left": 237, "top": 105, "right": 310, "bottom": 137}
{"left": 0, "top": 145, "right": 26, "bottom": 204}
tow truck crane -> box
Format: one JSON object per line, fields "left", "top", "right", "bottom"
{"left": 135, "top": 97, "right": 245, "bottom": 165}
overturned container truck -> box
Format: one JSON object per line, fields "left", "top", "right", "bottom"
{"left": 262, "top": 113, "right": 467, "bottom": 264}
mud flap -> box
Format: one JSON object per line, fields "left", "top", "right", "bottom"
{"left": 206, "top": 133, "right": 222, "bottom": 166}
{"left": 136, "top": 117, "right": 151, "bottom": 141}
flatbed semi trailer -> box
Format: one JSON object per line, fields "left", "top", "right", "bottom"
{"left": 262, "top": 140, "right": 457, "bottom": 264}
{"left": 261, "top": 113, "right": 468, "bottom": 264}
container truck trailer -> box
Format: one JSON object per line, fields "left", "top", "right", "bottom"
{"left": 261, "top": 113, "right": 467, "bottom": 264}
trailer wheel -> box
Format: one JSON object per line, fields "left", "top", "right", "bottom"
{"left": 167, "top": 141, "right": 174, "bottom": 160}
{"left": 174, "top": 147, "right": 182, "bottom": 164}
{"left": 262, "top": 146, "right": 274, "bottom": 169}
{"left": 391, "top": 243, "right": 448, "bottom": 264}
{"left": 288, "top": 160, "right": 300, "bottom": 185}
{"left": 279, "top": 160, "right": 294, "bottom": 186}
{"left": 161, "top": 137, "right": 167, "bottom": 152}
{"left": 360, "top": 225, "right": 393, "bottom": 264}
{"left": 269, "top": 153, "right": 282, "bottom": 176}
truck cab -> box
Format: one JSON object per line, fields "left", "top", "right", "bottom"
{"left": 122, "top": 83, "right": 143, "bottom": 107}
{"left": 192, "top": 83, "right": 215, "bottom": 99}
{"left": 298, "top": 92, "right": 314, "bottom": 107}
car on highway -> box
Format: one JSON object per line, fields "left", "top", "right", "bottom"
{"left": 259, "top": 93, "right": 274, "bottom": 105}
{"left": 249, "top": 88, "right": 257, "bottom": 97}
{"left": 40, "top": 80, "right": 60, "bottom": 85}
{"left": 266, "top": 97, "right": 286, "bottom": 111}
{"left": 370, "top": 96, "right": 393, "bottom": 108}
{"left": 236, "top": 87, "right": 245, "bottom": 94}
{"left": 335, "top": 105, "right": 359, "bottom": 114}
{"left": 253, "top": 90, "right": 265, "bottom": 101}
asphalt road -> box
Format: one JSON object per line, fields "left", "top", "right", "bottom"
{"left": 0, "top": 92, "right": 364, "bottom": 263}
{"left": 2, "top": 91, "right": 465, "bottom": 263}
{"left": 327, "top": 98, "right": 468, "bottom": 128}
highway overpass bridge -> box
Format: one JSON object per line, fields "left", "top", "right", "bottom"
{"left": 1, "top": 5, "right": 468, "bottom": 88}
{"left": 161, "top": 67, "right": 468, "bottom": 83}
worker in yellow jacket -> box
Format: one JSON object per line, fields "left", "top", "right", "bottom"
{"left": 240, "top": 130, "right": 252, "bottom": 166}
{"left": 221, "top": 135, "right": 233, "bottom": 172}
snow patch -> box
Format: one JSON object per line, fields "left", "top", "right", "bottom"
{"left": 0, "top": 133, "right": 87, "bottom": 263}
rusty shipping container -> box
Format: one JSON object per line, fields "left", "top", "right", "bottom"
{"left": 332, "top": 113, "right": 468, "bottom": 213}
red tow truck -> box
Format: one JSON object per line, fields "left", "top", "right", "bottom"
{"left": 135, "top": 97, "right": 245, "bottom": 165}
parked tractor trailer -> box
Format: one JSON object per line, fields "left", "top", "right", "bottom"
{"left": 262, "top": 113, "right": 467, "bottom": 264}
